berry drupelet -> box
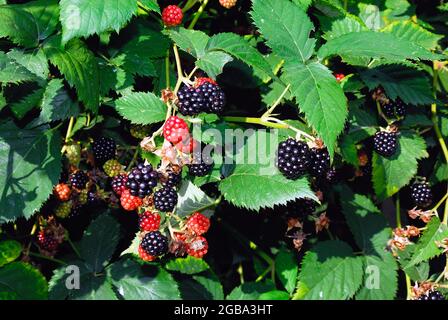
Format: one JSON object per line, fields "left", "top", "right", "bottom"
{"left": 126, "top": 163, "right": 158, "bottom": 198}
{"left": 411, "top": 181, "right": 433, "bottom": 208}
{"left": 373, "top": 131, "right": 398, "bottom": 157}
{"left": 154, "top": 187, "right": 178, "bottom": 212}
{"left": 141, "top": 231, "right": 169, "bottom": 256}
{"left": 276, "top": 138, "right": 311, "bottom": 179}
{"left": 92, "top": 137, "right": 116, "bottom": 164}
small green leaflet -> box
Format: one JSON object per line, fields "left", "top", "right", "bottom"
{"left": 0, "top": 262, "right": 48, "bottom": 300}
{"left": 360, "top": 63, "right": 435, "bottom": 105}
{"left": 0, "top": 240, "right": 22, "bottom": 267}
{"left": 59, "top": 0, "right": 138, "bottom": 43}
{"left": 114, "top": 91, "right": 166, "bottom": 125}
{"left": 251, "top": 0, "right": 316, "bottom": 63}
{"left": 372, "top": 131, "right": 428, "bottom": 200}
{"left": 382, "top": 20, "right": 443, "bottom": 50}
{"left": 44, "top": 37, "right": 100, "bottom": 113}
{"left": 296, "top": 240, "right": 363, "bottom": 300}
{"left": 283, "top": 61, "right": 348, "bottom": 157}
{"left": 404, "top": 217, "right": 448, "bottom": 268}
{"left": 0, "top": 122, "right": 61, "bottom": 223}
{"left": 318, "top": 31, "right": 443, "bottom": 61}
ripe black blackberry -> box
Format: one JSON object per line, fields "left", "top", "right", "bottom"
{"left": 161, "top": 170, "right": 182, "bottom": 188}
{"left": 276, "top": 138, "right": 311, "bottom": 179}
{"left": 154, "top": 187, "right": 178, "bottom": 212}
{"left": 198, "top": 82, "right": 226, "bottom": 114}
{"left": 188, "top": 149, "right": 214, "bottom": 177}
{"left": 287, "top": 198, "right": 316, "bottom": 218}
{"left": 411, "top": 181, "right": 433, "bottom": 208}
{"left": 126, "top": 163, "right": 158, "bottom": 198}
{"left": 177, "top": 85, "right": 204, "bottom": 116}
{"left": 92, "top": 137, "right": 116, "bottom": 164}
{"left": 111, "top": 173, "right": 128, "bottom": 196}
{"left": 69, "top": 171, "right": 88, "bottom": 189}
{"left": 309, "top": 148, "right": 330, "bottom": 177}
{"left": 373, "top": 131, "right": 398, "bottom": 157}
{"left": 418, "top": 290, "right": 445, "bottom": 300}
{"left": 141, "top": 231, "right": 169, "bottom": 256}
{"left": 383, "top": 99, "right": 406, "bottom": 118}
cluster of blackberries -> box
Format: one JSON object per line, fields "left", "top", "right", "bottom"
{"left": 411, "top": 181, "right": 433, "bottom": 208}
{"left": 373, "top": 131, "right": 399, "bottom": 157}
{"left": 177, "top": 78, "right": 226, "bottom": 116}
{"left": 126, "top": 163, "right": 158, "bottom": 198}
{"left": 276, "top": 138, "right": 330, "bottom": 180}
{"left": 382, "top": 99, "right": 406, "bottom": 119}
{"left": 417, "top": 290, "right": 445, "bottom": 300}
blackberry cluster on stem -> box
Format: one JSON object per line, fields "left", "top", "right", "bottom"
{"left": 188, "top": 148, "right": 214, "bottom": 177}
{"left": 154, "top": 187, "right": 178, "bottom": 212}
{"left": 276, "top": 138, "right": 311, "bottom": 179}
{"left": 92, "top": 137, "right": 116, "bottom": 164}
{"left": 69, "top": 171, "right": 88, "bottom": 189}
{"left": 411, "top": 181, "right": 433, "bottom": 208}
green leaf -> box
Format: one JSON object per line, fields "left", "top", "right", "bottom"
{"left": 7, "top": 49, "right": 49, "bottom": 79}
{"left": 0, "top": 52, "right": 38, "bottom": 84}
{"left": 372, "top": 131, "right": 428, "bottom": 199}
{"left": 109, "top": 259, "right": 180, "bottom": 300}
{"left": 283, "top": 61, "right": 348, "bottom": 156}
{"left": 179, "top": 273, "right": 224, "bottom": 300}
{"left": 139, "top": 0, "right": 160, "bottom": 13}
{"left": 10, "top": 88, "right": 45, "bottom": 119}
{"left": 196, "top": 51, "right": 233, "bottom": 79}
{"left": 207, "top": 33, "right": 274, "bottom": 79}
{"left": 168, "top": 28, "right": 210, "bottom": 59}
{"left": 251, "top": 0, "right": 316, "bottom": 63}
{"left": 0, "top": 240, "right": 22, "bottom": 267}
{"left": 59, "top": 0, "right": 137, "bottom": 43}
{"left": 219, "top": 131, "right": 317, "bottom": 211}
{"left": 0, "top": 6, "right": 39, "bottom": 47}
{"left": 71, "top": 276, "right": 117, "bottom": 300}
{"left": 275, "top": 248, "right": 298, "bottom": 295}
{"left": 318, "top": 31, "right": 442, "bottom": 62}
{"left": 360, "top": 63, "right": 435, "bottom": 106}
{"left": 322, "top": 14, "right": 368, "bottom": 40}
{"left": 0, "top": 262, "right": 48, "bottom": 300}
{"left": 355, "top": 253, "right": 398, "bottom": 300}
{"left": 404, "top": 217, "right": 448, "bottom": 268}
{"left": 383, "top": 20, "right": 443, "bottom": 50}
{"left": 340, "top": 135, "right": 359, "bottom": 167}
{"left": 23, "top": 0, "right": 60, "bottom": 41}
{"left": 259, "top": 290, "right": 290, "bottom": 300}
{"left": 165, "top": 256, "right": 210, "bottom": 275}
{"left": 30, "top": 79, "right": 79, "bottom": 127}
{"left": 114, "top": 91, "right": 166, "bottom": 125}
{"left": 398, "top": 247, "right": 430, "bottom": 282}
{"left": 227, "top": 281, "right": 275, "bottom": 300}
{"left": 122, "top": 27, "right": 170, "bottom": 59}
{"left": 175, "top": 180, "right": 216, "bottom": 218}
{"left": 0, "top": 122, "right": 61, "bottom": 223}
{"left": 44, "top": 37, "right": 100, "bottom": 112}
{"left": 358, "top": 3, "right": 382, "bottom": 30}
{"left": 80, "top": 214, "right": 120, "bottom": 273}
{"left": 337, "top": 185, "right": 398, "bottom": 300}
{"left": 297, "top": 240, "right": 363, "bottom": 300}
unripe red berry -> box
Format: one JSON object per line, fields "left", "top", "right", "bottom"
{"left": 162, "top": 5, "right": 183, "bottom": 27}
